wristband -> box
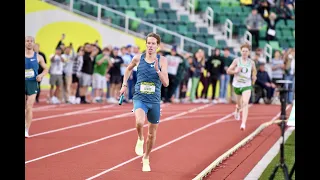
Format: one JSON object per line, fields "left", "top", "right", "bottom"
{"left": 122, "top": 84, "right": 127, "bottom": 87}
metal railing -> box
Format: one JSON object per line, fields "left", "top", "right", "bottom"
{"left": 45, "top": 0, "right": 216, "bottom": 56}
{"left": 264, "top": 43, "right": 273, "bottom": 63}
{"left": 244, "top": 30, "right": 252, "bottom": 46}
{"left": 205, "top": 7, "right": 214, "bottom": 29}
{"left": 187, "top": 0, "right": 195, "bottom": 21}
{"left": 224, "top": 19, "right": 233, "bottom": 45}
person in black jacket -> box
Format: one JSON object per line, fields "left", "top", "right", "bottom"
{"left": 79, "top": 43, "right": 99, "bottom": 104}
{"left": 108, "top": 47, "right": 124, "bottom": 103}
{"left": 256, "top": 63, "right": 276, "bottom": 100}
{"left": 206, "top": 48, "right": 225, "bottom": 104}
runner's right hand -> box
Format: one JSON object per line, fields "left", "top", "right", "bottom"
{"left": 235, "top": 66, "right": 242, "bottom": 73}
{"left": 119, "top": 84, "right": 127, "bottom": 96}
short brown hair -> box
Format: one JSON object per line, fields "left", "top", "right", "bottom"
{"left": 146, "top": 33, "right": 161, "bottom": 45}
{"left": 240, "top": 43, "right": 251, "bottom": 51}
{"left": 102, "top": 47, "right": 110, "bottom": 52}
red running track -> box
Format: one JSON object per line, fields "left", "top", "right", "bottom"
{"left": 25, "top": 102, "right": 286, "bottom": 180}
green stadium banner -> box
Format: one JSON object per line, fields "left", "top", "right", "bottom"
{"left": 287, "top": 100, "right": 295, "bottom": 127}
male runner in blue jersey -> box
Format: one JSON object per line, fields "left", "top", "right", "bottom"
{"left": 119, "top": 33, "right": 169, "bottom": 172}
{"left": 25, "top": 36, "right": 48, "bottom": 137}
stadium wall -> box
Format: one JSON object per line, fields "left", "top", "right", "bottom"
{"left": 25, "top": 0, "right": 146, "bottom": 87}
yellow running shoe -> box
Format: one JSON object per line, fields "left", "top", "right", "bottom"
{"left": 135, "top": 138, "right": 144, "bottom": 156}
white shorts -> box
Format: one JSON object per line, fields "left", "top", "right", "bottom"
{"left": 92, "top": 73, "right": 106, "bottom": 89}
{"left": 79, "top": 72, "right": 92, "bottom": 87}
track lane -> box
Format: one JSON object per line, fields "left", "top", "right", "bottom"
{"left": 25, "top": 104, "right": 232, "bottom": 180}
{"left": 86, "top": 105, "right": 280, "bottom": 180}
{"left": 25, "top": 104, "right": 207, "bottom": 161}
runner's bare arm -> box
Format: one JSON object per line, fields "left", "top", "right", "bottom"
{"left": 38, "top": 54, "right": 48, "bottom": 77}
{"left": 122, "top": 54, "right": 141, "bottom": 86}
{"left": 251, "top": 60, "right": 257, "bottom": 84}
{"left": 157, "top": 56, "right": 169, "bottom": 87}
{"left": 227, "top": 59, "right": 239, "bottom": 75}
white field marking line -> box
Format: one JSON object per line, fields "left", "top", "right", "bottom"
{"left": 33, "top": 104, "right": 69, "bottom": 111}
{"left": 25, "top": 104, "right": 211, "bottom": 164}
{"left": 33, "top": 105, "right": 57, "bottom": 110}
{"left": 171, "top": 114, "right": 272, "bottom": 119}
{"left": 85, "top": 105, "right": 252, "bottom": 180}
{"left": 39, "top": 98, "right": 48, "bottom": 102}
{"left": 73, "top": 108, "right": 194, "bottom": 114}
{"left": 30, "top": 104, "right": 170, "bottom": 137}
{"left": 34, "top": 107, "right": 92, "bottom": 112}
{"left": 33, "top": 104, "right": 116, "bottom": 121}
{"left": 28, "top": 103, "right": 206, "bottom": 138}
{"left": 29, "top": 111, "right": 133, "bottom": 138}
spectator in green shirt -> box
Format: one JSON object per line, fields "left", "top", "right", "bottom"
{"left": 92, "top": 47, "right": 113, "bottom": 103}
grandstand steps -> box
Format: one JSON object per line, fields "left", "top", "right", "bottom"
{"left": 46, "top": 0, "right": 243, "bottom": 55}
{"left": 160, "top": 0, "right": 241, "bottom": 51}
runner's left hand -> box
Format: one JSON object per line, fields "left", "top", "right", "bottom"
{"left": 36, "top": 74, "right": 43, "bottom": 82}
{"left": 154, "top": 57, "right": 159, "bottom": 72}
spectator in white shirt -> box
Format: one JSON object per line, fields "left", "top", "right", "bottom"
{"left": 62, "top": 44, "right": 76, "bottom": 103}
{"left": 49, "top": 47, "right": 65, "bottom": 104}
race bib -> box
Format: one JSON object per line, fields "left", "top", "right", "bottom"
{"left": 237, "top": 75, "right": 247, "bottom": 83}
{"left": 140, "top": 82, "right": 155, "bottom": 94}
{"left": 25, "top": 69, "right": 35, "bottom": 78}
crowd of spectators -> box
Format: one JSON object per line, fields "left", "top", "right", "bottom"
{"left": 35, "top": 33, "right": 294, "bottom": 105}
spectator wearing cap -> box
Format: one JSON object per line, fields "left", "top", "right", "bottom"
{"left": 245, "top": 8, "right": 264, "bottom": 50}
{"left": 121, "top": 44, "right": 134, "bottom": 101}
{"left": 256, "top": 62, "right": 276, "bottom": 102}
{"left": 108, "top": 47, "right": 124, "bottom": 103}
{"left": 49, "top": 47, "right": 65, "bottom": 104}
{"left": 162, "top": 46, "right": 184, "bottom": 103}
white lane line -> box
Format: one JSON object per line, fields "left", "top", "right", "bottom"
{"left": 25, "top": 104, "right": 211, "bottom": 164}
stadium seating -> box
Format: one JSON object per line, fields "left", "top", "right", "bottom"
{"left": 57, "top": 0, "right": 294, "bottom": 52}
{"left": 195, "top": 0, "right": 295, "bottom": 50}
{"left": 55, "top": 0, "right": 222, "bottom": 54}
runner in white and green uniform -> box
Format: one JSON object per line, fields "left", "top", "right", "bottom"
{"left": 227, "top": 44, "right": 256, "bottom": 131}
{"left": 232, "top": 57, "right": 253, "bottom": 95}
